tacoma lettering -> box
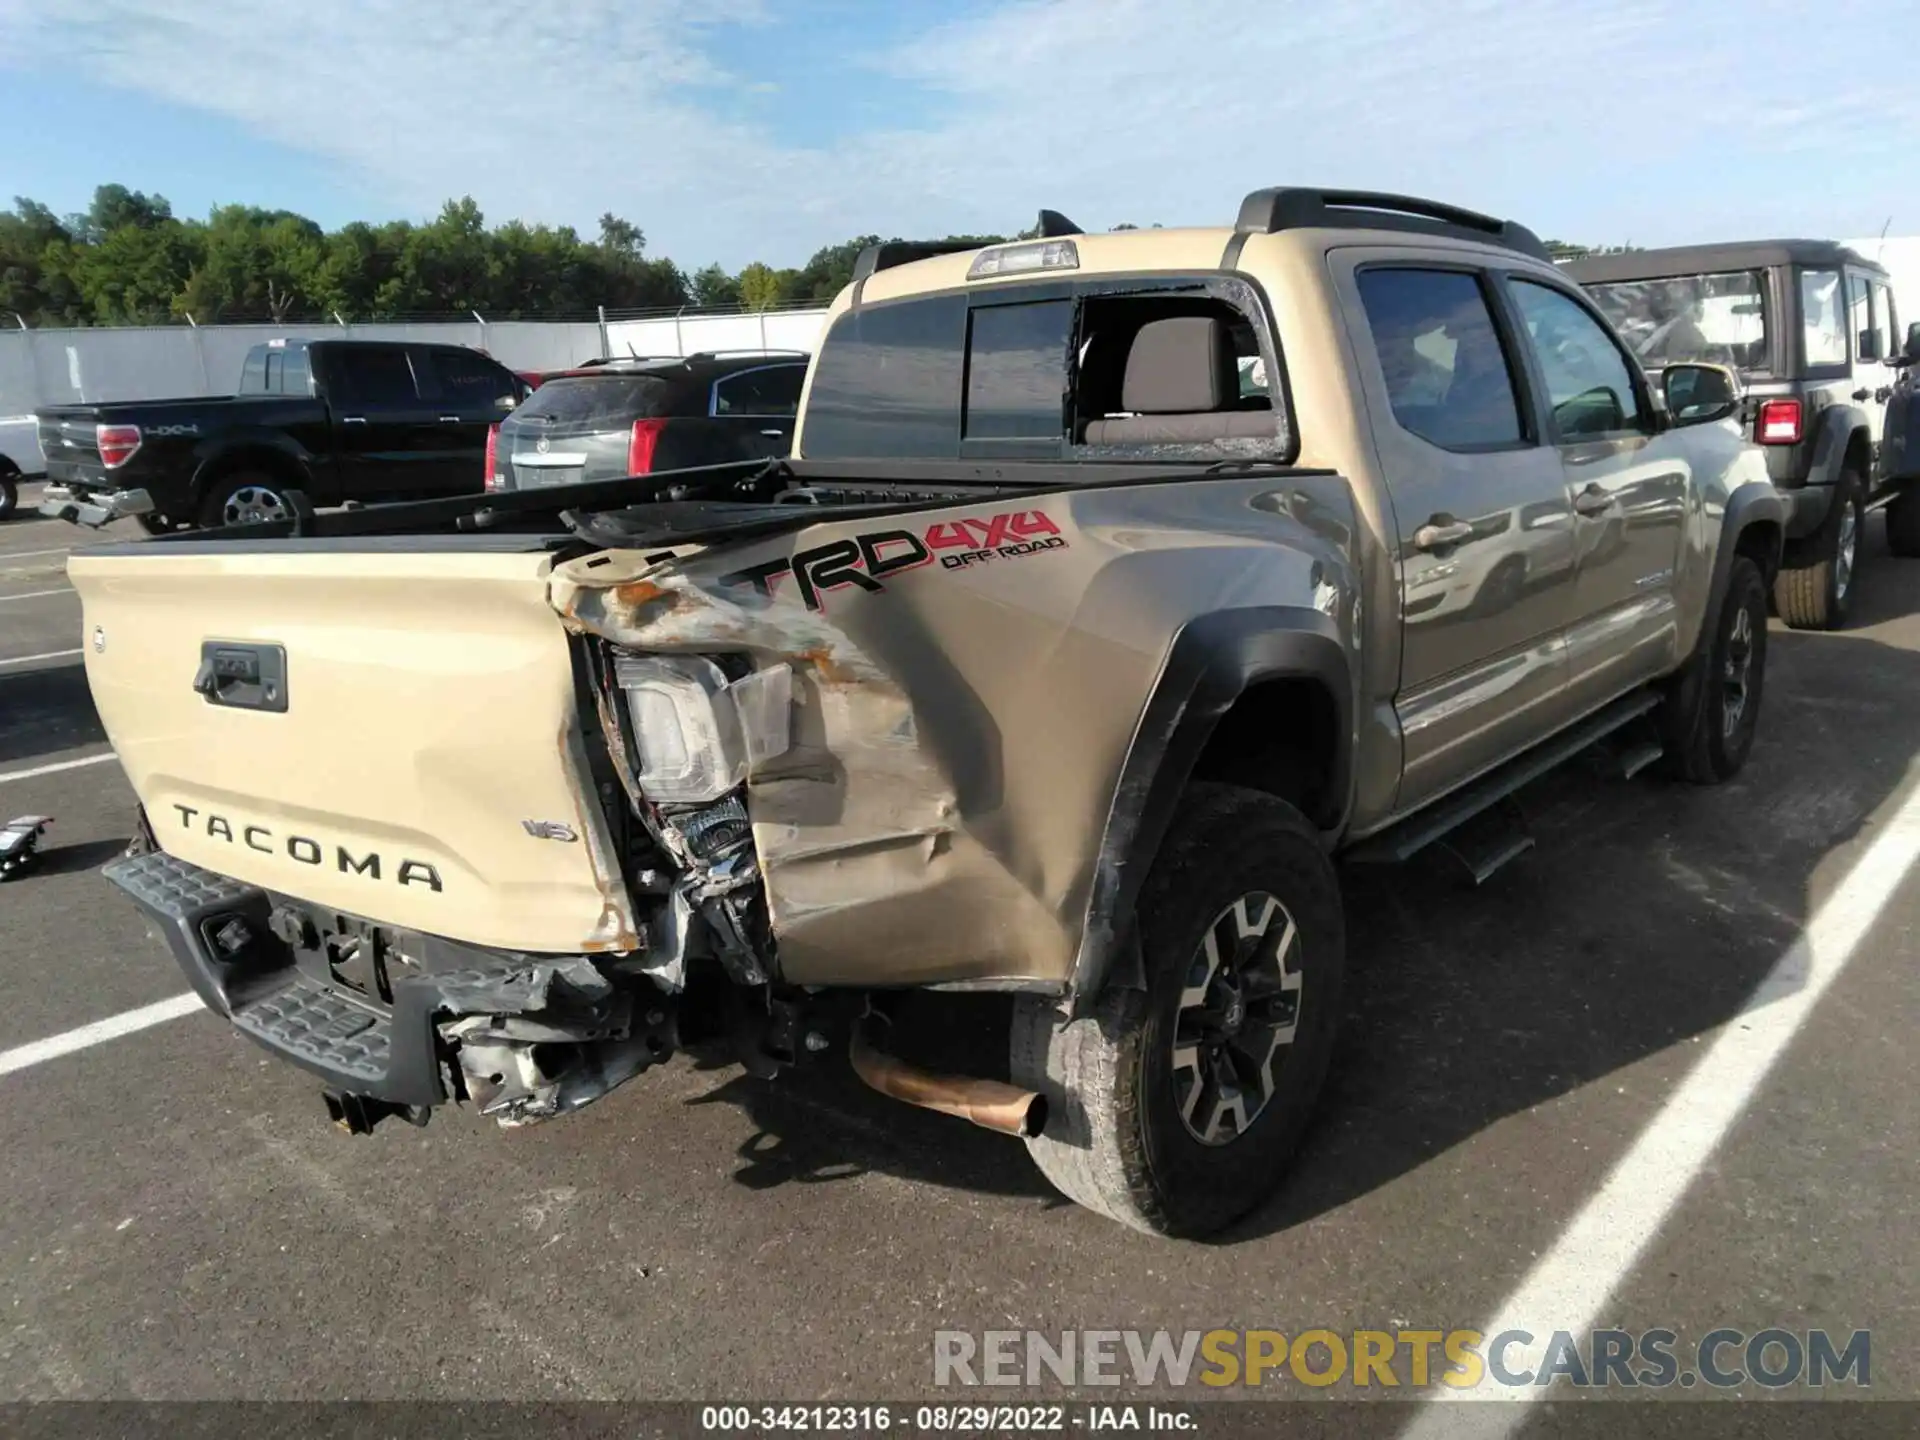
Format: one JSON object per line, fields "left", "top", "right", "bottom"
{"left": 171, "top": 806, "right": 441, "bottom": 891}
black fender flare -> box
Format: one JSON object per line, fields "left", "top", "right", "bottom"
{"left": 1067, "top": 606, "right": 1353, "bottom": 1011}
{"left": 1804, "top": 402, "right": 1871, "bottom": 490}
{"left": 1699, "top": 480, "right": 1788, "bottom": 651}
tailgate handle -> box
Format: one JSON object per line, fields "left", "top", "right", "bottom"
{"left": 193, "top": 642, "right": 288, "bottom": 713}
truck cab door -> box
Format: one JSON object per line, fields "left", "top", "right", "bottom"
{"left": 325, "top": 345, "right": 441, "bottom": 501}
{"left": 1498, "top": 275, "right": 1688, "bottom": 712}
{"left": 1338, "top": 257, "right": 1580, "bottom": 814}
{"left": 415, "top": 347, "right": 522, "bottom": 494}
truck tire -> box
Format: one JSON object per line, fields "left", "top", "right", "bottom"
{"left": 1658, "top": 555, "right": 1768, "bottom": 784}
{"left": 198, "top": 473, "right": 293, "bottom": 529}
{"left": 0, "top": 475, "right": 16, "bottom": 520}
{"left": 1010, "top": 783, "right": 1344, "bottom": 1237}
{"left": 1774, "top": 473, "right": 1863, "bottom": 629}
{"left": 1887, "top": 490, "right": 1920, "bottom": 558}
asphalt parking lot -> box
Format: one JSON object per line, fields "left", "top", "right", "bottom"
{"left": 2, "top": 485, "right": 1917, "bottom": 1423}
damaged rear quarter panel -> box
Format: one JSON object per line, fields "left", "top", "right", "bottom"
{"left": 550, "top": 477, "right": 1359, "bottom": 989}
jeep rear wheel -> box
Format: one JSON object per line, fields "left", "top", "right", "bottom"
{"left": 1774, "top": 474, "right": 1863, "bottom": 629}
{"left": 1010, "top": 784, "right": 1344, "bottom": 1237}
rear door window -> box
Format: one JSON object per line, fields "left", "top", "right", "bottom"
{"left": 963, "top": 300, "right": 1072, "bottom": 441}
{"left": 1356, "top": 268, "right": 1525, "bottom": 449}
{"left": 1801, "top": 269, "right": 1848, "bottom": 368}
{"left": 428, "top": 348, "right": 519, "bottom": 411}
{"left": 1876, "top": 281, "right": 1900, "bottom": 358}
{"left": 330, "top": 347, "right": 420, "bottom": 407}
{"left": 712, "top": 363, "right": 807, "bottom": 418}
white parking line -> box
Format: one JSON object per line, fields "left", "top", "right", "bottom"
{"left": 0, "top": 649, "right": 81, "bottom": 667}
{"left": 1402, "top": 779, "right": 1920, "bottom": 1432}
{"left": 0, "top": 548, "right": 74, "bottom": 561}
{"left": 0, "top": 587, "right": 75, "bottom": 603}
{"left": 0, "top": 753, "right": 116, "bottom": 785}
{"left": 0, "top": 993, "right": 203, "bottom": 1080}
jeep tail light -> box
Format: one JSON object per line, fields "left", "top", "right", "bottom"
{"left": 484, "top": 423, "right": 501, "bottom": 491}
{"left": 1757, "top": 398, "right": 1803, "bottom": 444}
{"left": 96, "top": 424, "right": 142, "bottom": 469}
{"left": 628, "top": 418, "right": 666, "bottom": 475}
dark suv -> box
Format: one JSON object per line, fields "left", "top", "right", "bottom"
{"left": 486, "top": 351, "right": 808, "bottom": 493}
{"left": 1566, "top": 241, "right": 1914, "bottom": 629}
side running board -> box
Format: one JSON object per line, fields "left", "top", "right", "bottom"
{"left": 1347, "top": 690, "right": 1662, "bottom": 870}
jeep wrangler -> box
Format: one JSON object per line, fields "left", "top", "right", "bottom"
{"left": 72, "top": 189, "right": 1785, "bottom": 1237}
{"left": 1568, "top": 240, "right": 1915, "bottom": 630}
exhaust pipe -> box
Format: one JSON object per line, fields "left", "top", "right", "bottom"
{"left": 848, "top": 1029, "right": 1048, "bottom": 1138}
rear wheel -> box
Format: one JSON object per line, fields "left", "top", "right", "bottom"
{"left": 1659, "top": 555, "right": 1768, "bottom": 784}
{"left": 1774, "top": 473, "right": 1862, "bottom": 629}
{"left": 1010, "top": 783, "right": 1344, "bottom": 1237}
{"left": 0, "top": 474, "right": 17, "bottom": 520}
{"left": 198, "top": 472, "right": 292, "bottom": 529}
{"left": 1887, "top": 489, "right": 1920, "bottom": 558}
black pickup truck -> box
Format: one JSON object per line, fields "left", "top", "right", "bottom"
{"left": 36, "top": 338, "right": 527, "bottom": 531}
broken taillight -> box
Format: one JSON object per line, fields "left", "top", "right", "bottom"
{"left": 96, "top": 424, "right": 142, "bottom": 469}
{"left": 628, "top": 418, "right": 666, "bottom": 475}
{"left": 483, "top": 423, "right": 501, "bottom": 491}
{"left": 1757, "top": 398, "right": 1803, "bottom": 445}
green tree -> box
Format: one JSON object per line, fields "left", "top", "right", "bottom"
{"left": 688, "top": 262, "right": 741, "bottom": 308}
{"left": 69, "top": 183, "right": 173, "bottom": 242}
{"left": 176, "top": 206, "right": 326, "bottom": 321}
{"left": 735, "top": 261, "right": 794, "bottom": 311}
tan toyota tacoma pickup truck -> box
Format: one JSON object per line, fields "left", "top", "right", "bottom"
{"left": 71, "top": 190, "right": 1786, "bottom": 1237}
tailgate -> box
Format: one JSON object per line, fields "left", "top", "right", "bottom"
{"left": 66, "top": 544, "right": 637, "bottom": 954}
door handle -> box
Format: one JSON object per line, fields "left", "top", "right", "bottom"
{"left": 1573, "top": 485, "right": 1615, "bottom": 516}
{"left": 342, "top": 415, "right": 367, "bottom": 425}
{"left": 1412, "top": 518, "right": 1475, "bottom": 551}
{"left": 439, "top": 415, "right": 461, "bottom": 423}
{"left": 1876, "top": 387, "right": 1893, "bottom": 404}
{"left": 761, "top": 429, "right": 785, "bottom": 437}
{"left": 1852, "top": 388, "right": 1873, "bottom": 402}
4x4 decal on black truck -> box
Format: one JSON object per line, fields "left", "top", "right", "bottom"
{"left": 721, "top": 508, "right": 1067, "bottom": 612}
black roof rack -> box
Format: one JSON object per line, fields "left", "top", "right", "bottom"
{"left": 682, "top": 348, "right": 811, "bottom": 363}
{"left": 852, "top": 239, "right": 986, "bottom": 283}
{"left": 1235, "top": 188, "right": 1552, "bottom": 263}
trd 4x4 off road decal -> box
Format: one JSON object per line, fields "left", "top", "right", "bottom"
{"left": 722, "top": 509, "right": 1067, "bottom": 612}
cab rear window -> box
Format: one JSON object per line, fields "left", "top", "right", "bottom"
{"left": 802, "top": 280, "right": 1285, "bottom": 461}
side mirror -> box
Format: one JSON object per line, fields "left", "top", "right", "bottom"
{"left": 1660, "top": 362, "right": 1741, "bottom": 427}
{"left": 1905, "top": 322, "right": 1920, "bottom": 364}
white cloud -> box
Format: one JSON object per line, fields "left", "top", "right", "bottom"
{"left": 4, "top": 0, "right": 1920, "bottom": 268}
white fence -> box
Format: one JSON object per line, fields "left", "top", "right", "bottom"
{"left": 0, "top": 307, "right": 832, "bottom": 474}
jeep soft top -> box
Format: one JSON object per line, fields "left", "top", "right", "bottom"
{"left": 1567, "top": 239, "right": 1916, "bottom": 630}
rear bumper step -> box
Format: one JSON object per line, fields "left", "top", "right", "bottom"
{"left": 103, "top": 850, "right": 656, "bottom": 1114}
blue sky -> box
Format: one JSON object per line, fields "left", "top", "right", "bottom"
{"left": 2, "top": 0, "right": 1917, "bottom": 272}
